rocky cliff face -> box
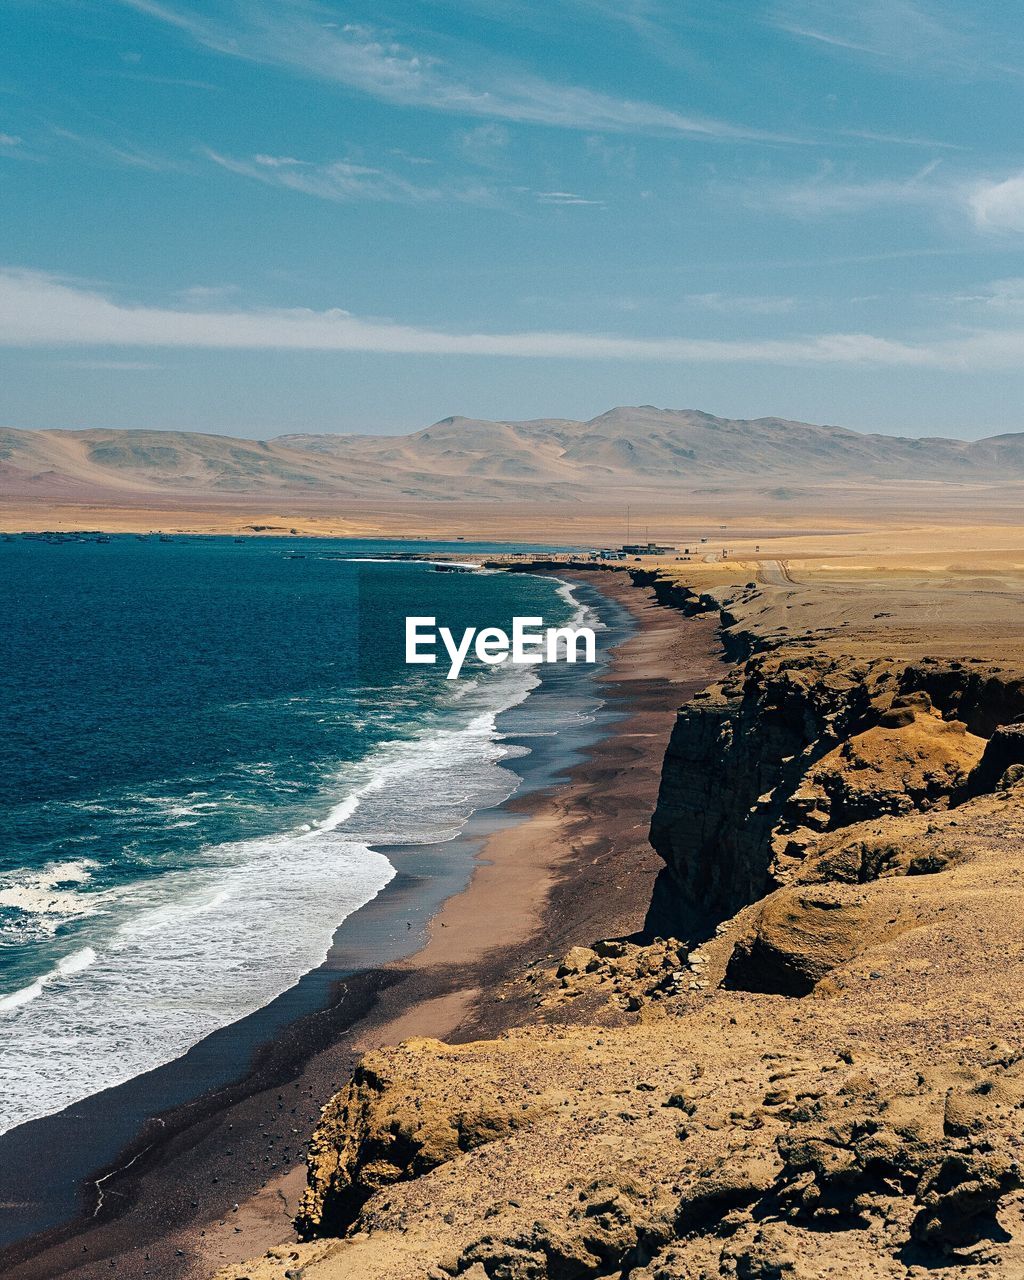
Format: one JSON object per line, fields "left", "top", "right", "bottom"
{"left": 217, "top": 568, "right": 1024, "bottom": 1280}
{"left": 648, "top": 653, "right": 995, "bottom": 928}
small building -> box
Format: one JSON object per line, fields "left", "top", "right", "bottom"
{"left": 621, "top": 542, "right": 676, "bottom": 556}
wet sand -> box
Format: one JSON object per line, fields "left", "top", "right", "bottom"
{"left": 0, "top": 571, "right": 724, "bottom": 1280}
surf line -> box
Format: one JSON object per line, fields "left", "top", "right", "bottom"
{"left": 405, "top": 615, "right": 597, "bottom": 680}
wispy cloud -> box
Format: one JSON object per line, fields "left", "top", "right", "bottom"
{"left": 771, "top": 0, "right": 1024, "bottom": 83}
{"left": 940, "top": 275, "right": 1024, "bottom": 322}
{"left": 535, "top": 190, "right": 604, "bottom": 207}
{"left": 969, "top": 173, "right": 1024, "bottom": 233}
{"left": 456, "top": 123, "right": 510, "bottom": 167}
{"left": 745, "top": 160, "right": 1024, "bottom": 236}
{"left": 0, "top": 132, "right": 22, "bottom": 147}
{"left": 836, "top": 128, "right": 964, "bottom": 151}
{"left": 746, "top": 160, "right": 958, "bottom": 219}
{"left": 113, "top": 0, "right": 790, "bottom": 142}
{"left": 86, "top": 69, "right": 223, "bottom": 91}
{"left": 464, "top": 0, "right": 707, "bottom": 77}
{"left": 203, "top": 148, "right": 497, "bottom": 206}
{"left": 684, "top": 292, "right": 798, "bottom": 315}
{"left": 10, "top": 265, "right": 1024, "bottom": 370}
{"left": 52, "top": 126, "right": 182, "bottom": 173}
{"left": 770, "top": 0, "right": 970, "bottom": 69}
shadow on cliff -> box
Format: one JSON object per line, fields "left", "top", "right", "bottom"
{"left": 626, "top": 866, "right": 720, "bottom": 946}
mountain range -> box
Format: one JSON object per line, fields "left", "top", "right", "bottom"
{"left": 3, "top": 407, "right": 1024, "bottom": 506}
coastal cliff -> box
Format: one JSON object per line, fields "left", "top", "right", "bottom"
{"left": 648, "top": 652, "right": 993, "bottom": 925}
{"left": 218, "top": 564, "right": 1024, "bottom": 1280}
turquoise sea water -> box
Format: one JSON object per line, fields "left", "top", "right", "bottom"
{"left": 0, "top": 536, "right": 584, "bottom": 1134}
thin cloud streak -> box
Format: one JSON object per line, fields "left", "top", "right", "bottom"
{"left": 747, "top": 162, "right": 1024, "bottom": 237}
{"left": 88, "top": 70, "right": 223, "bottom": 90}
{"left": 753, "top": 160, "right": 946, "bottom": 216}
{"left": 770, "top": 0, "right": 1024, "bottom": 84}
{"left": 5, "top": 266, "right": 1024, "bottom": 370}
{"left": 770, "top": 0, "right": 971, "bottom": 69}
{"left": 836, "top": 128, "right": 964, "bottom": 151}
{"left": 113, "top": 0, "right": 792, "bottom": 142}
{"left": 203, "top": 148, "right": 496, "bottom": 206}
{"left": 536, "top": 190, "right": 604, "bottom": 206}
{"left": 52, "top": 126, "right": 183, "bottom": 173}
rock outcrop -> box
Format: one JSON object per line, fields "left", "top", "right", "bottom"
{"left": 218, "top": 567, "right": 1024, "bottom": 1280}
{"left": 296, "top": 1039, "right": 561, "bottom": 1238}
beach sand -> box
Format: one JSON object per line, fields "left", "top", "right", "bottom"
{"left": 0, "top": 572, "right": 724, "bottom": 1280}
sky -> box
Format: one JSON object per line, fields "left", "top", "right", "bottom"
{"left": 5, "top": 1, "right": 1024, "bottom": 438}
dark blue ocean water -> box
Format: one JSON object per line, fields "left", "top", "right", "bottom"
{"left": 0, "top": 536, "right": 585, "bottom": 1133}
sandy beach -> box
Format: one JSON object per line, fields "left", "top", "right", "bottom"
{"left": 0, "top": 570, "right": 723, "bottom": 1280}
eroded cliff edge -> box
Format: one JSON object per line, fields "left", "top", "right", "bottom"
{"left": 219, "top": 564, "right": 1024, "bottom": 1280}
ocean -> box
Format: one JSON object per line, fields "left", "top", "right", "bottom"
{"left": 0, "top": 536, "right": 599, "bottom": 1139}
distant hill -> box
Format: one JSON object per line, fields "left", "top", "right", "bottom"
{"left": 3, "top": 408, "right": 1024, "bottom": 505}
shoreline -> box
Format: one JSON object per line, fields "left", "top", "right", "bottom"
{"left": 1, "top": 569, "right": 725, "bottom": 1280}
{"left": 0, "top": 558, "right": 617, "bottom": 1235}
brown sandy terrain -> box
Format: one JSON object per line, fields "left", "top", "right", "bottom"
{"left": 0, "top": 576, "right": 724, "bottom": 1280}
{"left": 7, "top": 407, "right": 1024, "bottom": 539}
{"left": 213, "top": 548, "right": 1024, "bottom": 1280}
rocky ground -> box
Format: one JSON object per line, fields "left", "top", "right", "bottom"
{"left": 217, "top": 561, "right": 1024, "bottom": 1280}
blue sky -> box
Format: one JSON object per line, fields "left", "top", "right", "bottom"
{"left": 4, "top": 0, "right": 1024, "bottom": 437}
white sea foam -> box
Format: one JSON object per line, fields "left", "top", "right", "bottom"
{"left": 0, "top": 860, "right": 105, "bottom": 936}
{"left": 321, "top": 667, "right": 540, "bottom": 847}
{"left": 0, "top": 979, "right": 45, "bottom": 1011}
{"left": 555, "top": 579, "right": 606, "bottom": 633}
{"left": 57, "top": 946, "right": 98, "bottom": 976}
{"left": 337, "top": 557, "right": 484, "bottom": 570}
{"left": 0, "top": 831, "right": 395, "bottom": 1135}
{"left": 0, "top": 657, "right": 543, "bottom": 1136}
{"left": 0, "top": 947, "right": 97, "bottom": 1012}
